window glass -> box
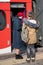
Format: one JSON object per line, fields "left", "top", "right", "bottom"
{"left": 0, "top": 10, "right": 6, "bottom": 30}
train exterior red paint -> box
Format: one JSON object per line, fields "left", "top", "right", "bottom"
{"left": 0, "top": 0, "right": 32, "bottom": 54}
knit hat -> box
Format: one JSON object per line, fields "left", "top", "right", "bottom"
{"left": 17, "top": 12, "right": 24, "bottom": 17}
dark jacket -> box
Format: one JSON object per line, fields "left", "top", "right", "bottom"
{"left": 12, "top": 16, "right": 22, "bottom": 49}
{"left": 12, "top": 16, "right": 22, "bottom": 31}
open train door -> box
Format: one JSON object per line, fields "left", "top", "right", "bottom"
{"left": 10, "top": 3, "right": 26, "bottom": 50}
{"left": 0, "top": 3, "right": 11, "bottom": 54}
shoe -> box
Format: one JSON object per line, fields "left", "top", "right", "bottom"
{"left": 31, "top": 57, "right": 35, "bottom": 62}
{"left": 15, "top": 54, "right": 23, "bottom": 59}
{"left": 26, "top": 58, "right": 30, "bottom": 63}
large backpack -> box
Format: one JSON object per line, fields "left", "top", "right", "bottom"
{"left": 21, "top": 23, "right": 29, "bottom": 43}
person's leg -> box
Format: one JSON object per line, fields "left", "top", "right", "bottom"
{"left": 30, "top": 44, "right": 36, "bottom": 61}
{"left": 13, "top": 31, "right": 23, "bottom": 59}
{"left": 15, "top": 48, "right": 23, "bottom": 59}
{"left": 26, "top": 44, "right": 31, "bottom": 62}
{"left": 15, "top": 48, "right": 20, "bottom": 55}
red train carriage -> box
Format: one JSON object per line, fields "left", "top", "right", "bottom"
{"left": 0, "top": 0, "right": 32, "bottom": 54}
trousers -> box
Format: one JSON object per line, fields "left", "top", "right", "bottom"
{"left": 27, "top": 44, "right": 36, "bottom": 58}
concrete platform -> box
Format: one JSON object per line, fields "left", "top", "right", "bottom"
{"left": 0, "top": 48, "right": 43, "bottom": 65}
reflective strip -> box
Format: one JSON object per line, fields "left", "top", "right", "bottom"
{"left": 7, "top": 24, "right": 10, "bottom": 28}
{"left": 7, "top": 40, "right": 10, "bottom": 45}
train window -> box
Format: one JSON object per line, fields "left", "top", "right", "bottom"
{"left": 0, "top": 10, "right": 6, "bottom": 30}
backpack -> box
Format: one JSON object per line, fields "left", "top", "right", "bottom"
{"left": 21, "top": 23, "right": 29, "bottom": 43}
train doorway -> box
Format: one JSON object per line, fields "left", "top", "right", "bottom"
{"left": 10, "top": 3, "right": 26, "bottom": 51}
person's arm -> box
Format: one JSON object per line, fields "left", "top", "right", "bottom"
{"left": 23, "top": 18, "right": 40, "bottom": 29}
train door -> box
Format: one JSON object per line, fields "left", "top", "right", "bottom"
{"left": 0, "top": 3, "right": 11, "bottom": 54}
{"left": 10, "top": 3, "right": 26, "bottom": 50}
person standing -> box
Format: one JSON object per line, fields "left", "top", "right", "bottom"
{"left": 12, "top": 12, "right": 24, "bottom": 59}
{"left": 23, "top": 11, "right": 40, "bottom": 62}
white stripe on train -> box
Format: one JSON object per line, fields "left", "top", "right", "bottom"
{"left": 0, "top": 46, "right": 11, "bottom": 54}
{"left": 0, "top": 0, "right": 10, "bottom": 2}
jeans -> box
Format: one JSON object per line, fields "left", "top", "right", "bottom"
{"left": 27, "top": 44, "right": 35, "bottom": 58}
